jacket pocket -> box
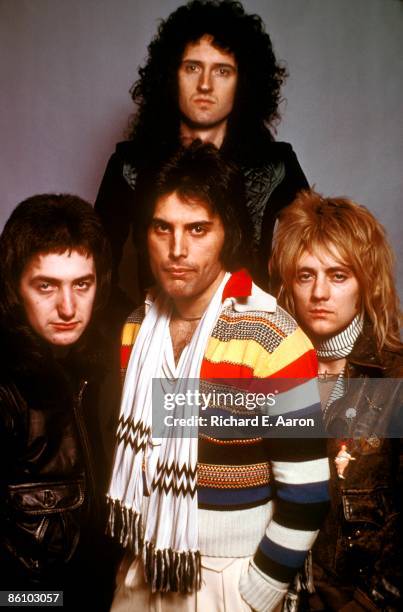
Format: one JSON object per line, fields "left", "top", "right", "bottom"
{"left": 3, "top": 477, "right": 86, "bottom": 576}
{"left": 7, "top": 479, "right": 85, "bottom": 515}
{"left": 341, "top": 487, "right": 391, "bottom": 527}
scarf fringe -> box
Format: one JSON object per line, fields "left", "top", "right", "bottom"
{"left": 106, "top": 497, "right": 142, "bottom": 554}
{"left": 106, "top": 499, "right": 201, "bottom": 593}
{"left": 145, "top": 542, "right": 201, "bottom": 593}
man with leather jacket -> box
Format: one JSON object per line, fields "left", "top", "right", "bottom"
{"left": 0, "top": 194, "right": 117, "bottom": 610}
{"left": 270, "top": 190, "right": 402, "bottom": 611}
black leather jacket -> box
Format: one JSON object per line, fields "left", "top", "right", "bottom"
{"left": 312, "top": 330, "right": 403, "bottom": 610}
{"left": 0, "top": 324, "right": 111, "bottom": 589}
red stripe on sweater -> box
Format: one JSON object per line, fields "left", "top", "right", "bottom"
{"left": 200, "top": 349, "right": 318, "bottom": 392}
{"left": 200, "top": 359, "right": 254, "bottom": 379}
{"left": 270, "top": 349, "right": 318, "bottom": 379}
{"left": 121, "top": 345, "right": 133, "bottom": 370}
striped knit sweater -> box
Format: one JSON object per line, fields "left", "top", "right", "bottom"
{"left": 119, "top": 270, "right": 330, "bottom": 611}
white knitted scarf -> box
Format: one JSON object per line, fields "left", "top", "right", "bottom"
{"left": 107, "top": 273, "right": 229, "bottom": 592}
{"left": 316, "top": 314, "right": 363, "bottom": 361}
{"left": 318, "top": 314, "right": 364, "bottom": 422}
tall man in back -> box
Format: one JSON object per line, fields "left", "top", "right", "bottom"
{"left": 107, "top": 144, "right": 329, "bottom": 612}
{"left": 95, "top": 0, "right": 308, "bottom": 311}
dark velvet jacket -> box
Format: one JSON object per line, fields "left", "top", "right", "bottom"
{"left": 94, "top": 134, "right": 308, "bottom": 321}
{"left": 311, "top": 330, "right": 403, "bottom": 611}
{"left": 0, "top": 321, "right": 119, "bottom": 609}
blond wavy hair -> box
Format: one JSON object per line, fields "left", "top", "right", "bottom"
{"left": 269, "top": 190, "right": 401, "bottom": 351}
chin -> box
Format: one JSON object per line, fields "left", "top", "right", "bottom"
{"left": 50, "top": 331, "right": 83, "bottom": 346}
{"left": 166, "top": 287, "right": 193, "bottom": 301}
{"left": 305, "top": 322, "right": 336, "bottom": 341}
{"left": 162, "top": 280, "right": 192, "bottom": 298}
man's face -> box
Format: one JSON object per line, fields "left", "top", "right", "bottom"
{"left": 178, "top": 34, "right": 238, "bottom": 130}
{"left": 19, "top": 250, "right": 97, "bottom": 346}
{"left": 148, "top": 191, "right": 226, "bottom": 307}
{"left": 292, "top": 248, "right": 361, "bottom": 343}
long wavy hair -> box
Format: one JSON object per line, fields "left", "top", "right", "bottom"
{"left": 128, "top": 0, "right": 287, "bottom": 164}
{"left": 269, "top": 190, "right": 402, "bottom": 352}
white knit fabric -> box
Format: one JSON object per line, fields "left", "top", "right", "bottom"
{"left": 107, "top": 273, "right": 230, "bottom": 591}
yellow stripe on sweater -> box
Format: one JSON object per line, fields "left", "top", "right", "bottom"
{"left": 267, "top": 327, "right": 314, "bottom": 374}
{"left": 121, "top": 322, "right": 141, "bottom": 346}
{"left": 204, "top": 326, "right": 313, "bottom": 377}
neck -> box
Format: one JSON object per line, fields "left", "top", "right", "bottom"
{"left": 51, "top": 344, "right": 70, "bottom": 359}
{"left": 318, "top": 357, "right": 347, "bottom": 376}
{"left": 172, "top": 270, "right": 226, "bottom": 320}
{"left": 180, "top": 120, "right": 227, "bottom": 149}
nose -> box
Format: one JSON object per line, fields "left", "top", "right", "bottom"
{"left": 170, "top": 229, "right": 187, "bottom": 260}
{"left": 197, "top": 68, "right": 212, "bottom": 92}
{"left": 57, "top": 287, "right": 76, "bottom": 320}
{"left": 311, "top": 275, "right": 330, "bottom": 301}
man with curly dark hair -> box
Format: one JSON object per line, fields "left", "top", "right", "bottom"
{"left": 95, "top": 0, "right": 309, "bottom": 318}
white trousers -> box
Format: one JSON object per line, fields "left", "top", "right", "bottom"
{"left": 110, "top": 554, "right": 253, "bottom": 612}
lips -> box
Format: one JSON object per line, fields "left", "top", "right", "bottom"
{"left": 52, "top": 322, "right": 79, "bottom": 330}
{"left": 193, "top": 97, "right": 215, "bottom": 105}
{"left": 163, "top": 266, "right": 196, "bottom": 279}
{"left": 309, "top": 309, "right": 333, "bottom": 317}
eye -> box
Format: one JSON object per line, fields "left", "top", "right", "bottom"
{"left": 189, "top": 224, "right": 206, "bottom": 235}
{"left": 75, "top": 280, "right": 92, "bottom": 291}
{"left": 332, "top": 272, "right": 348, "bottom": 282}
{"left": 216, "top": 66, "right": 232, "bottom": 77}
{"left": 37, "top": 281, "right": 54, "bottom": 293}
{"left": 184, "top": 62, "right": 200, "bottom": 74}
{"left": 152, "top": 220, "right": 170, "bottom": 234}
{"left": 297, "top": 272, "right": 313, "bottom": 283}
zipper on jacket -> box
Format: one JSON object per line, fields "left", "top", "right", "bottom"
{"left": 73, "top": 380, "right": 99, "bottom": 519}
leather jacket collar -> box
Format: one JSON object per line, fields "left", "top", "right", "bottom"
{"left": 347, "top": 322, "right": 402, "bottom": 377}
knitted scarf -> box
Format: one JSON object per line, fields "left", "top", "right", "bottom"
{"left": 316, "top": 314, "right": 363, "bottom": 361}
{"left": 318, "top": 315, "right": 363, "bottom": 423}
{"left": 107, "top": 273, "right": 229, "bottom": 593}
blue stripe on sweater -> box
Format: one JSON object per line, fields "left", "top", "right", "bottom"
{"left": 259, "top": 535, "right": 307, "bottom": 568}
{"left": 198, "top": 484, "right": 272, "bottom": 506}
{"left": 275, "top": 480, "right": 329, "bottom": 503}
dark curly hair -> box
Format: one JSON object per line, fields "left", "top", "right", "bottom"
{"left": 139, "top": 141, "right": 253, "bottom": 272}
{"left": 128, "top": 0, "right": 287, "bottom": 164}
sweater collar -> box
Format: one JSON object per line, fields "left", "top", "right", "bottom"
{"left": 221, "top": 268, "right": 252, "bottom": 301}
{"left": 221, "top": 269, "right": 277, "bottom": 313}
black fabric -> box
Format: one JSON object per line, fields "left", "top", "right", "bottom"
{"left": 0, "top": 321, "right": 120, "bottom": 611}
{"left": 254, "top": 547, "right": 297, "bottom": 584}
{"left": 274, "top": 499, "right": 330, "bottom": 532}
{"left": 309, "top": 332, "right": 403, "bottom": 611}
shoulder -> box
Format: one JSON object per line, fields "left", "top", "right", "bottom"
{"left": 259, "top": 140, "right": 301, "bottom": 167}
{"left": 121, "top": 304, "right": 146, "bottom": 347}
{"left": 378, "top": 347, "right": 403, "bottom": 378}
{"left": 242, "top": 139, "right": 302, "bottom": 182}
{"left": 114, "top": 140, "right": 137, "bottom": 157}
{"left": 349, "top": 328, "right": 403, "bottom": 378}
{"left": 248, "top": 132, "right": 295, "bottom": 162}
{"left": 218, "top": 283, "right": 313, "bottom": 353}
{"left": 102, "top": 141, "right": 138, "bottom": 169}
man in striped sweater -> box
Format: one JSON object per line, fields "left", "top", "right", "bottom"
{"left": 107, "top": 143, "right": 329, "bottom": 612}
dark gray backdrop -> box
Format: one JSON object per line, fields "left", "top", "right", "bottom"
{"left": 1, "top": 0, "right": 402, "bottom": 296}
